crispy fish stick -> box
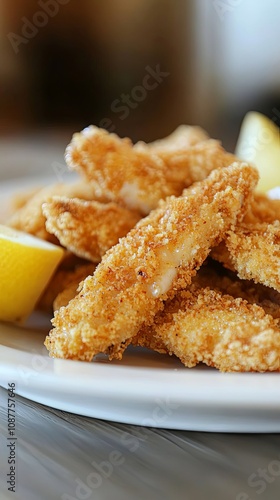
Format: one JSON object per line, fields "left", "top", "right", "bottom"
{"left": 38, "top": 263, "right": 95, "bottom": 313}
{"left": 11, "top": 186, "right": 42, "bottom": 212}
{"left": 148, "top": 287, "right": 280, "bottom": 372}
{"left": 112, "top": 261, "right": 280, "bottom": 361}
{"left": 8, "top": 181, "right": 102, "bottom": 241}
{"left": 106, "top": 327, "right": 169, "bottom": 360}
{"left": 65, "top": 126, "right": 237, "bottom": 214}
{"left": 212, "top": 221, "right": 280, "bottom": 292}
{"left": 244, "top": 193, "right": 280, "bottom": 224}
{"left": 212, "top": 193, "right": 280, "bottom": 290}
{"left": 53, "top": 264, "right": 96, "bottom": 311}
{"left": 43, "top": 197, "right": 141, "bottom": 262}
{"left": 110, "top": 260, "right": 280, "bottom": 360}
{"left": 194, "top": 261, "right": 280, "bottom": 322}
{"left": 134, "top": 125, "right": 209, "bottom": 152}
{"left": 45, "top": 162, "right": 258, "bottom": 361}
{"left": 54, "top": 281, "right": 84, "bottom": 311}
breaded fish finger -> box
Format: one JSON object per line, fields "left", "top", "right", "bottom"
{"left": 212, "top": 193, "right": 280, "bottom": 290}
{"left": 43, "top": 197, "right": 141, "bottom": 262}
{"left": 65, "top": 126, "right": 237, "bottom": 214}
{"left": 194, "top": 261, "right": 280, "bottom": 322}
{"left": 38, "top": 263, "right": 95, "bottom": 313}
{"left": 8, "top": 181, "right": 102, "bottom": 241}
{"left": 134, "top": 125, "right": 209, "bottom": 152}
{"left": 110, "top": 260, "right": 280, "bottom": 361}
{"left": 54, "top": 281, "right": 84, "bottom": 312}
{"left": 244, "top": 193, "right": 280, "bottom": 224}
{"left": 11, "top": 186, "right": 42, "bottom": 212}
{"left": 212, "top": 221, "right": 280, "bottom": 292}
{"left": 44, "top": 162, "right": 258, "bottom": 361}
{"left": 149, "top": 287, "right": 280, "bottom": 372}
{"left": 53, "top": 263, "right": 96, "bottom": 311}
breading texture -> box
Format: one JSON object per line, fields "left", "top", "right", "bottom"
{"left": 43, "top": 197, "right": 141, "bottom": 262}
{"left": 44, "top": 162, "right": 258, "bottom": 361}
{"left": 212, "top": 192, "right": 280, "bottom": 291}
{"left": 134, "top": 125, "right": 209, "bottom": 152}
{"left": 53, "top": 281, "right": 84, "bottom": 312}
{"left": 38, "top": 263, "right": 95, "bottom": 313}
{"left": 53, "top": 263, "right": 95, "bottom": 311}
{"left": 65, "top": 126, "right": 237, "bottom": 214}
{"left": 11, "top": 186, "right": 42, "bottom": 212}
{"left": 212, "top": 221, "right": 280, "bottom": 292}
{"left": 109, "top": 261, "right": 280, "bottom": 361}
{"left": 8, "top": 181, "right": 104, "bottom": 241}
{"left": 106, "top": 329, "right": 169, "bottom": 360}
{"left": 148, "top": 287, "right": 280, "bottom": 372}
{"left": 194, "top": 261, "right": 280, "bottom": 322}
{"left": 244, "top": 193, "right": 280, "bottom": 224}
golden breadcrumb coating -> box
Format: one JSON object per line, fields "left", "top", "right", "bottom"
{"left": 65, "top": 125, "right": 237, "bottom": 214}
{"left": 106, "top": 330, "right": 169, "bottom": 361}
{"left": 244, "top": 193, "right": 280, "bottom": 224}
{"left": 109, "top": 260, "right": 280, "bottom": 361}
{"left": 149, "top": 287, "right": 280, "bottom": 372}
{"left": 53, "top": 281, "right": 83, "bottom": 311}
{"left": 212, "top": 192, "right": 280, "bottom": 291}
{"left": 44, "top": 162, "right": 258, "bottom": 361}
{"left": 53, "top": 263, "right": 95, "bottom": 311}
{"left": 134, "top": 125, "right": 209, "bottom": 152}
{"left": 194, "top": 261, "right": 280, "bottom": 322}
{"left": 8, "top": 181, "right": 104, "bottom": 241}
{"left": 43, "top": 197, "right": 141, "bottom": 262}
{"left": 211, "top": 243, "right": 235, "bottom": 272}
{"left": 11, "top": 186, "right": 42, "bottom": 212}
{"left": 213, "top": 221, "right": 280, "bottom": 292}
{"left": 37, "top": 263, "right": 95, "bottom": 313}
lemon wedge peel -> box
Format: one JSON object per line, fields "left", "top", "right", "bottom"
{"left": 235, "top": 111, "right": 280, "bottom": 193}
{"left": 0, "top": 224, "right": 64, "bottom": 323}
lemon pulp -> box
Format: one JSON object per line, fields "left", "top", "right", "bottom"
{"left": 0, "top": 224, "right": 64, "bottom": 322}
{"left": 235, "top": 111, "right": 280, "bottom": 192}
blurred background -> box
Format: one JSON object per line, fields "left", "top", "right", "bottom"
{"left": 1, "top": 0, "right": 280, "bottom": 179}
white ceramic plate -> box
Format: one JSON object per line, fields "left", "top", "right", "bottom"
{"left": 1, "top": 176, "right": 280, "bottom": 432}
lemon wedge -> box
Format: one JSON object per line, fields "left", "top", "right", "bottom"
{"left": 0, "top": 225, "right": 64, "bottom": 323}
{"left": 235, "top": 111, "right": 280, "bottom": 192}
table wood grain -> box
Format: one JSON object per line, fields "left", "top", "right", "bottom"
{"left": 1, "top": 387, "right": 280, "bottom": 500}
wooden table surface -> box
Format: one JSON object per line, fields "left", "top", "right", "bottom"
{"left": 1, "top": 387, "right": 280, "bottom": 500}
